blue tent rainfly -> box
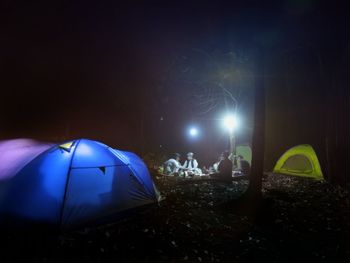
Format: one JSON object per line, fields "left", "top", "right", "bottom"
{"left": 0, "top": 138, "right": 159, "bottom": 229}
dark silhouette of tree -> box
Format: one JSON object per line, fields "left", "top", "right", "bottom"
{"left": 161, "top": 48, "right": 254, "bottom": 157}
{"left": 244, "top": 47, "right": 265, "bottom": 201}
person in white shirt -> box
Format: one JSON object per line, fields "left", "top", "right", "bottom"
{"left": 163, "top": 153, "right": 182, "bottom": 176}
{"left": 212, "top": 153, "right": 224, "bottom": 173}
{"left": 182, "top": 152, "right": 202, "bottom": 176}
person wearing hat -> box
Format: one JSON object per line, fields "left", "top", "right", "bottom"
{"left": 163, "top": 153, "right": 182, "bottom": 176}
{"left": 182, "top": 152, "right": 201, "bottom": 176}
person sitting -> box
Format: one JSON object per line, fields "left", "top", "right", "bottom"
{"left": 163, "top": 153, "right": 182, "bottom": 176}
{"left": 210, "top": 151, "right": 233, "bottom": 180}
{"left": 212, "top": 154, "right": 224, "bottom": 173}
{"left": 237, "top": 155, "right": 251, "bottom": 176}
{"left": 182, "top": 152, "right": 202, "bottom": 176}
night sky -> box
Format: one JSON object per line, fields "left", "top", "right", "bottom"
{"left": 1, "top": 1, "right": 347, "bottom": 166}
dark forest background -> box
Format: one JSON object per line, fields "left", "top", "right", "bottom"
{"left": 0, "top": 1, "right": 349, "bottom": 181}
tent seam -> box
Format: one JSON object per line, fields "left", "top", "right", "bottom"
{"left": 59, "top": 139, "right": 81, "bottom": 230}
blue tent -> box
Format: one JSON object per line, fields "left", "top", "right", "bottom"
{"left": 0, "top": 139, "right": 159, "bottom": 229}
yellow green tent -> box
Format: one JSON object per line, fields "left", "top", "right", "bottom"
{"left": 273, "top": 144, "right": 323, "bottom": 180}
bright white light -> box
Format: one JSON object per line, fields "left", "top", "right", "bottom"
{"left": 223, "top": 114, "right": 239, "bottom": 132}
{"left": 189, "top": 127, "right": 199, "bottom": 137}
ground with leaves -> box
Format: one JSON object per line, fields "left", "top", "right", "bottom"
{"left": 2, "top": 174, "right": 350, "bottom": 262}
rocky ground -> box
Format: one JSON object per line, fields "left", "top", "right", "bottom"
{"left": 2, "top": 174, "right": 350, "bottom": 262}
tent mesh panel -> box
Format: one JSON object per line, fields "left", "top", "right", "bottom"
{"left": 281, "top": 154, "right": 313, "bottom": 173}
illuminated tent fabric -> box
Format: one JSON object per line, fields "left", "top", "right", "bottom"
{"left": 273, "top": 144, "right": 323, "bottom": 179}
{"left": 0, "top": 139, "right": 53, "bottom": 180}
{"left": 236, "top": 145, "right": 252, "bottom": 165}
{"left": 0, "top": 139, "right": 159, "bottom": 229}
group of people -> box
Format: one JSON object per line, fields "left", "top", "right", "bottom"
{"left": 163, "top": 150, "right": 250, "bottom": 180}
{"left": 163, "top": 152, "right": 202, "bottom": 177}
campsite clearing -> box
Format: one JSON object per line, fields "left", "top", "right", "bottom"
{"left": 2, "top": 174, "right": 350, "bottom": 262}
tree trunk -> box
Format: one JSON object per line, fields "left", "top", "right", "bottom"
{"left": 229, "top": 47, "right": 265, "bottom": 216}
{"left": 229, "top": 132, "right": 237, "bottom": 166}
{"left": 140, "top": 110, "right": 145, "bottom": 155}
{"left": 245, "top": 47, "right": 265, "bottom": 200}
